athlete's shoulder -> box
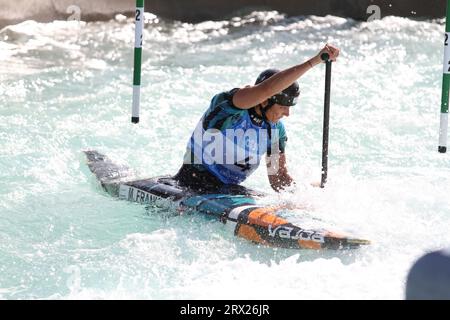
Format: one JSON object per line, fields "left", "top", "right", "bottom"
{"left": 207, "top": 88, "right": 245, "bottom": 117}
{"left": 211, "top": 88, "right": 240, "bottom": 107}
{"left": 203, "top": 88, "right": 246, "bottom": 130}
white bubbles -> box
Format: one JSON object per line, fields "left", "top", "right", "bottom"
{"left": 1, "top": 12, "right": 449, "bottom": 300}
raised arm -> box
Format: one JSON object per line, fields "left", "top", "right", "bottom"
{"left": 232, "top": 44, "right": 340, "bottom": 109}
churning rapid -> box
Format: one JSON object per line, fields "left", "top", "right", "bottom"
{"left": 0, "top": 11, "right": 449, "bottom": 299}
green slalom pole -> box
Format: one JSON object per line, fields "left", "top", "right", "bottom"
{"left": 439, "top": 0, "right": 450, "bottom": 152}
{"left": 131, "top": 0, "right": 144, "bottom": 124}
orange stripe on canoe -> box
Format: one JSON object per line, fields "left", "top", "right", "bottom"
{"left": 236, "top": 225, "right": 265, "bottom": 244}
{"left": 246, "top": 207, "right": 289, "bottom": 227}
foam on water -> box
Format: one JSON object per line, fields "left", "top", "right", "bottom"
{"left": 0, "top": 12, "right": 449, "bottom": 299}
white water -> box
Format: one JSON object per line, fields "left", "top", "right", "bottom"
{"left": 0, "top": 12, "right": 449, "bottom": 299}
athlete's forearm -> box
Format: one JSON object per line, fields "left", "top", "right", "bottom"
{"left": 258, "top": 56, "right": 321, "bottom": 98}
{"left": 233, "top": 55, "right": 320, "bottom": 109}
{"left": 233, "top": 44, "right": 339, "bottom": 109}
{"left": 266, "top": 153, "right": 293, "bottom": 191}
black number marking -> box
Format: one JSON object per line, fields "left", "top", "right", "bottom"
{"left": 136, "top": 9, "right": 141, "bottom": 21}
{"left": 445, "top": 34, "right": 448, "bottom": 46}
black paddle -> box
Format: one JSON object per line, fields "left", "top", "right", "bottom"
{"left": 320, "top": 52, "right": 332, "bottom": 188}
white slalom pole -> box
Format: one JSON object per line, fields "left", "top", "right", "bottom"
{"left": 131, "top": 0, "right": 144, "bottom": 124}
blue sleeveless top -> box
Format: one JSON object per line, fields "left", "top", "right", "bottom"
{"left": 183, "top": 89, "right": 287, "bottom": 184}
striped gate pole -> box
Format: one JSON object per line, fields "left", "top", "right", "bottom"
{"left": 131, "top": 0, "right": 144, "bottom": 124}
{"left": 439, "top": 0, "right": 450, "bottom": 152}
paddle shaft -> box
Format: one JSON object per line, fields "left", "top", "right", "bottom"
{"left": 320, "top": 53, "right": 332, "bottom": 188}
